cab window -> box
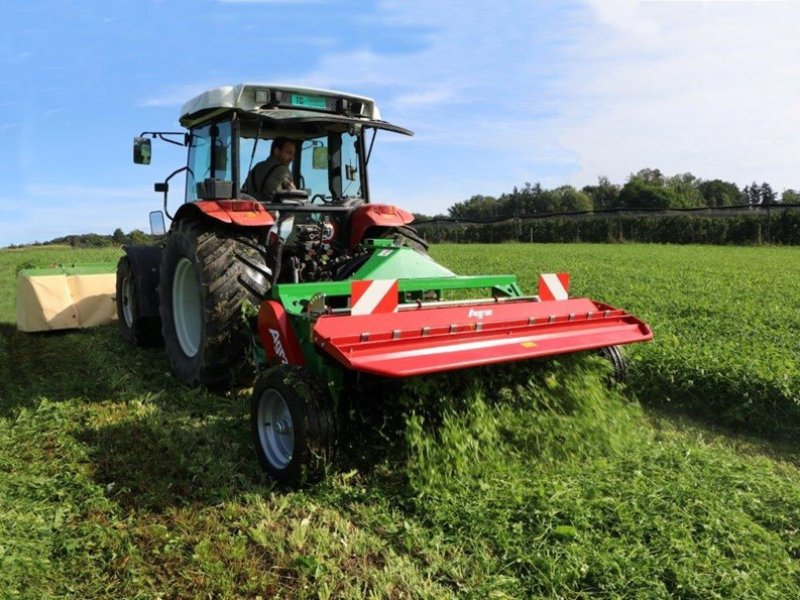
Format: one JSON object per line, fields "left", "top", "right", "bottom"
{"left": 296, "top": 132, "right": 361, "bottom": 201}
{"left": 185, "top": 121, "right": 233, "bottom": 202}
{"left": 239, "top": 129, "right": 361, "bottom": 202}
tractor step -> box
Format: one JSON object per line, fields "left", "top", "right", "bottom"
{"left": 312, "top": 297, "right": 652, "bottom": 377}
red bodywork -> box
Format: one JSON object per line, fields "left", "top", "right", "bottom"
{"left": 257, "top": 300, "right": 305, "bottom": 366}
{"left": 349, "top": 204, "right": 415, "bottom": 249}
{"left": 174, "top": 200, "right": 275, "bottom": 227}
{"left": 312, "top": 298, "right": 652, "bottom": 378}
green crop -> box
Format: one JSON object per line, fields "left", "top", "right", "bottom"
{"left": 431, "top": 243, "right": 800, "bottom": 435}
{"left": 1, "top": 243, "right": 800, "bottom": 598}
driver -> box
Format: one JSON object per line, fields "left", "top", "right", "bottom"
{"left": 243, "top": 137, "right": 297, "bottom": 202}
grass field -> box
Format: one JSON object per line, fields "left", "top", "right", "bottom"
{"left": 1, "top": 243, "right": 799, "bottom": 598}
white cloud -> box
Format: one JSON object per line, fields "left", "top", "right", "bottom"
{"left": 138, "top": 82, "right": 220, "bottom": 108}
{"left": 293, "top": 0, "right": 800, "bottom": 198}
{"left": 1, "top": 184, "right": 155, "bottom": 246}
{"left": 24, "top": 183, "right": 150, "bottom": 200}
{"left": 110, "top": 0, "right": 800, "bottom": 228}
{"left": 386, "top": 87, "right": 457, "bottom": 110}
{"left": 559, "top": 0, "right": 800, "bottom": 190}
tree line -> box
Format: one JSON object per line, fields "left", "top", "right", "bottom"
{"left": 415, "top": 211, "right": 800, "bottom": 246}
{"left": 5, "top": 228, "right": 157, "bottom": 250}
{"left": 416, "top": 169, "right": 800, "bottom": 222}
{"left": 6, "top": 168, "right": 799, "bottom": 249}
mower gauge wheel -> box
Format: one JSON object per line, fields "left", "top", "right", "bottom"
{"left": 599, "top": 345, "right": 627, "bottom": 384}
{"left": 251, "top": 365, "right": 335, "bottom": 486}
{"left": 255, "top": 388, "right": 294, "bottom": 469}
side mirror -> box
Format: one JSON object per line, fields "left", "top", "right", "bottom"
{"left": 149, "top": 211, "right": 166, "bottom": 236}
{"left": 312, "top": 146, "right": 328, "bottom": 169}
{"left": 133, "top": 137, "right": 152, "bottom": 165}
{"left": 345, "top": 164, "right": 357, "bottom": 182}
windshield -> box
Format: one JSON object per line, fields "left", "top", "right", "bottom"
{"left": 239, "top": 129, "right": 362, "bottom": 202}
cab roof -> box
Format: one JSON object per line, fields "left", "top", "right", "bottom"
{"left": 180, "top": 84, "right": 380, "bottom": 125}
{"left": 179, "top": 83, "right": 412, "bottom": 136}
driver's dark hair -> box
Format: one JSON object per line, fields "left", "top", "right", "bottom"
{"left": 271, "top": 136, "right": 294, "bottom": 155}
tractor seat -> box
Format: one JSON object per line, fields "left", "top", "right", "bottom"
{"left": 273, "top": 189, "right": 309, "bottom": 205}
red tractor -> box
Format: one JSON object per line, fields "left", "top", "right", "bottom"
{"left": 119, "top": 84, "right": 651, "bottom": 484}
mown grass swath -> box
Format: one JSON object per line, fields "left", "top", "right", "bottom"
{"left": 1, "top": 244, "right": 799, "bottom": 598}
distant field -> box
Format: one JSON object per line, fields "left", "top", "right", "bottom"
{"left": 1, "top": 243, "right": 799, "bottom": 598}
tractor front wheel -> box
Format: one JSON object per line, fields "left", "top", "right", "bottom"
{"left": 159, "top": 217, "right": 269, "bottom": 388}
{"left": 251, "top": 365, "right": 335, "bottom": 486}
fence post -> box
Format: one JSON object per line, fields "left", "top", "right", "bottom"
{"left": 767, "top": 202, "right": 772, "bottom": 245}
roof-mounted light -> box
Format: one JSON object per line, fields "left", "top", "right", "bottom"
{"left": 254, "top": 89, "right": 270, "bottom": 105}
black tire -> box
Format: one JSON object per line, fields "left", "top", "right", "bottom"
{"left": 159, "top": 217, "right": 270, "bottom": 388}
{"left": 115, "top": 256, "right": 161, "bottom": 347}
{"left": 365, "top": 225, "right": 429, "bottom": 254}
{"left": 250, "top": 365, "right": 336, "bottom": 486}
{"left": 599, "top": 345, "right": 627, "bottom": 383}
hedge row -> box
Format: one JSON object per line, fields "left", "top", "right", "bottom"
{"left": 415, "top": 210, "right": 800, "bottom": 245}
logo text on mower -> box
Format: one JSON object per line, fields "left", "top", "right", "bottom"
{"left": 468, "top": 308, "right": 493, "bottom": 319}
{"left": 269, "top": 329, "right": 289, "bottom": 364}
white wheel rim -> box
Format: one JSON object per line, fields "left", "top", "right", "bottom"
{"left": 172, "top": 257, "right": 202, "bottom": 357}
{"left": 256, "top": 389, "right": 294, "bottom": 469}
{"left": 121, "top": 273, "right": 134, "bottom": 328}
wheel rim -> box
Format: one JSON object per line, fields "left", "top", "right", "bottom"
{"left": 121, "top": 273, "right": 134, "bottom": 328}
{"left": 172, "top": 257, "right": 202, "bottom": 358}
{"left": 256, "top": 388, "right": 294, "bottom": 469}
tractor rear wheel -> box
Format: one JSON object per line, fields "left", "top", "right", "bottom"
{"left": 159, "top": 216, "right": 270, "bottom": 388}
{"left": 250, "top": 365, "right": 335, "bottom": 485}
{"left": 115, "top": 256, "right": 161, "bottom": 347}
{"left": 367, "top": 225, "right": 429, "bottom": 254}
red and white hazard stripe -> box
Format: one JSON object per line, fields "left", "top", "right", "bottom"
{"left": 351, "top": 279, "right": 399, "bottom": 315}
{"left": 538, "top": 273, "right": 570, "bottom": 301}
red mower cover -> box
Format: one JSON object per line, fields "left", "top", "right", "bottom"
{"left": 312, "top": 297, "right": 653, "bottom": 378}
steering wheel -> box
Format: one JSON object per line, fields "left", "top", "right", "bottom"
{"left": 311, "top": 193, "right": 335, "bottom": 205}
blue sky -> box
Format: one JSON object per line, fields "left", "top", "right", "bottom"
{"left": 2, "top": 0, "right": 799, "bottom": 246}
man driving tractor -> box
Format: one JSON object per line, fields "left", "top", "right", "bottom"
{"left": 242, "top": 136, "right": 297, "bottom": 202}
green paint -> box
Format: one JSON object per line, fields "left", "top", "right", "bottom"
{"left": 354, "top": 246, "right": 455, "bottom": 280}
{"left": 291, "top": 94, "right": 327, "bottom": 109}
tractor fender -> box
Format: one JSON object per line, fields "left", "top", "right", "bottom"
{"left": 257, "top": 300, "right": 305, "bottom": 366}
{"left": 172, "top": 200, "right": 275, "bottom": 228}
{"left": 349, "top": 204, "right": 415, "bottom": 249}
{"left": 122, "top": 244, "right": 162, "bottom": 318}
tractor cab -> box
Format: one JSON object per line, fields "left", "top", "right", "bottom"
{"left": 135, "top": 84, "right": 417, "bottom": 260}
{"left": 122, "top": 84, "right": 425, "bottom": 389}
{"left": 137, "top": 84, "right": 412, "bottom": 211}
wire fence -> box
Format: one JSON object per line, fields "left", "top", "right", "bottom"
{"left": 414, "top": 203, "right": 800, "bottom": 245}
